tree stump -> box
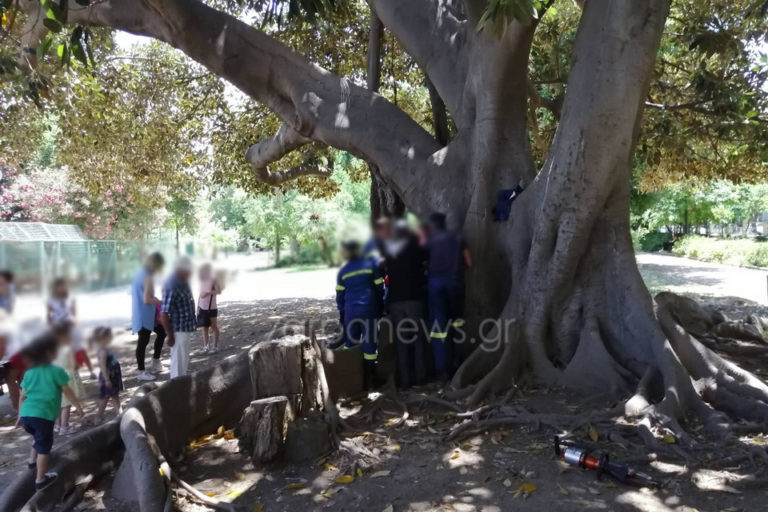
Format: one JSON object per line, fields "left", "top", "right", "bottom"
{"left": 238, "top": 396, "right": 291, "bottom": 463}
{"left": 248, "top": 335, "right": 324, "bottom": 416}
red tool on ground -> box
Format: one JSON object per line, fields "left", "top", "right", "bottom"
{"left": 554, "top": 436, "right": 660, "bottom": 487}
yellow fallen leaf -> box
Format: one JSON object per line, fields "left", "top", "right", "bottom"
{"left": 223, "top": 431, "right": 236, "bottom": 440}
{"left": 284, "top": 483, "right": 306, "bottom": 490}
{"left": 252, "top": 505, "right": 264, "bottom": 512}
{"left": 663, "top": 434, "right": 676, "bottom": 444}
{"left": 393, "top": 444, "right": 402, "bottom": 452}
{"left": 335, "top": 475, "right": 355, "bottom": 484}
{"left": 356, "top": 468, "right": 364, "bottom": 478}
{"left": 588, "top": 425, "right": 599, "bottom": 443}
{"left": 450, "top": 453, "right": 460, "bottom": 460}
{"left": 217, "top": 425, "right": 225, "bottom": 436}
{"left": 205, "top": 492, "right": 216, "bottom": 497}
{"left": 442, "top": 504, "right": 455, "bottom": 510}
{"left": 557, "top": 484, "right": 568, "bottom": 496}
{"left": 226, "top": 489, "right": 244, "bottom": 498}
{"left": 236, "top": 473, "right": 246, "bottom": 481}
{"left": 519, "top": 482, "right": 537, "bottom": 493}
{"left": 158, "top": 468, "right": 165, "bottom": 477}
{"left": 325, "top": 464, "right": 336, "bottom": 471}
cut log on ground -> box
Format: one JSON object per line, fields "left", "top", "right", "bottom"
{"left": 238, "top": 396, "right": 291, "bottom": 463}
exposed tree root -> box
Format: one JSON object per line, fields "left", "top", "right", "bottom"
{"left": 452, "top": 290, "right": 768, "bottom": 457}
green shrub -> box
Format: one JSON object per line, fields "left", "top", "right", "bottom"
{"left": 671, "top": 235, "right": 768, "bottom": 268}
{"left": 637, "top": 231, "right": 671, "bottom": 252}
{"left": 746, "top": 245, "right": 768, "bottom": 267}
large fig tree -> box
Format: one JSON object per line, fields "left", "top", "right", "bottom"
{"left": 11, "top": 0, "right": 768, "bottom": 434}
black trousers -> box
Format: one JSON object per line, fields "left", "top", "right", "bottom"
{"left": 136, "top": 324, "right": 167, "bottom": 371}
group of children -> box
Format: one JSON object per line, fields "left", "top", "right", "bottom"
{"left": 7, "top": 279, "right": 124, "bottom": 491}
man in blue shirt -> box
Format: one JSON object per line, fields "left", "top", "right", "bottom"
{"left": 160, "top": 257, "right": 197, "bottom": 379}
{"left": 336, "top": 240, "right": 385, "bottom": 390}
{"left": 426, "top": 213, "right": 472, "bottom": 383}
{"left": 131, "top": 253, "right": 166, "bottom": 381}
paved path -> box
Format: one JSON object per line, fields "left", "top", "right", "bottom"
{"left": 636, "top": 252, "right": 768, "bottom": 305}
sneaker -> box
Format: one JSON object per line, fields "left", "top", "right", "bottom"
{"left": 151, "top": 359, "right": 164, "bottom": 372}
{"left": 35, "top": 472, "right": 58, "bottom": 491}
{"left": 137, "top": 371, "right": 156, "bottom": 381}
{"left": 59, "top": 426, "right": 69, "bottom": 436}
{"left": 27, "top": 460, "right": 36, "bottom": 470}
{"left": 53, "top": 425, "right": 60, "bottom": 434}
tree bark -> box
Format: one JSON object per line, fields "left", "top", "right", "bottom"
{"left": 366, "top": 10, "right": 405, "bottom": 220}
{"left": 238, "top": 396, "right": 291, "bottom": 463}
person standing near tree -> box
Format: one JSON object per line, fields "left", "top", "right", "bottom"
{"left": 335, "top": 240, "right": 385, "bottom": 390}
{"left": 197, "top": 263, "right": 222, "bottom": 354}
{"left": 160, "top": 257, "right": 197, "bottom": 379}
{"left": 426, "top": 212, "right": 472, "bottom": 383}
{"left": 131, "top": 252, "right": 167, "bottom": 381}
{"left": 381, "top": 220, "right": 429, "bottom": 388}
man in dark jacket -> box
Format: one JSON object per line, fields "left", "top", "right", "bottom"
{"left": 426, "top": 213, "right": 472, "bottom": 383}
{"left": 382, "top": 220, "right": 428, "bottom": 388}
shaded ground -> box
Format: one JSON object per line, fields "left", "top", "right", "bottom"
{"left": 1, "top": 252, "right": 767, "bottom": 511}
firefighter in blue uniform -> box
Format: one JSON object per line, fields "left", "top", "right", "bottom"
{"left": 426, "top": 213, "right": 472, "bottom": 383}
{"left": 336, "top": 240, "right": 385, "bottom": 389}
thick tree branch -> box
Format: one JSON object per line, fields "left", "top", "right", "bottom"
{"left": 245, "top": 124, "right": 323, "bottom": 185}
{"left": 19, "top": 0, "right": 445, "bottom": 210}
{"left": 254, "top": 162, "right": 332, "bottom": 186}
{"left": 368, "top": 0, "right": 468, "bottom": 116}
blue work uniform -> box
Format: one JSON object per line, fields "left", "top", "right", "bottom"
{"left": 426, "top": 229, "right": 466, "bottom": 378}
{"left": 336, "top": 257, "right": 385, "bottom": 361}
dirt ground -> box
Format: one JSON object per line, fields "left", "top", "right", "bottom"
{"left": 2, "top": 255, "right": 768, "bottom": 511}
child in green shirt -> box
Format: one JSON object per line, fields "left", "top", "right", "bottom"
{"left": 15, "top": 332, "right": 84, "bottom": 491}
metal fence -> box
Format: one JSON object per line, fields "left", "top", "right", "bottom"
{"left": 0, "top": 240, "right": 175, "bottom": 295}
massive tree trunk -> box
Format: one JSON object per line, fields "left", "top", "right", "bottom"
{"left": 16, "top": 0, "right": 768, "bottom": 435}
{"left": 366, "top": 10, "right": 405, "bottom": 220}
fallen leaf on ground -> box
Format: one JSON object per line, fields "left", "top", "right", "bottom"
{"left": 393, "top": 444, "right": 402, "bottom": 452}
{"left": 370, "top": 470, "right": 391, "bottom": 478}
{"left": 335, "top": 475, "right": 355, "bottom": 484}
{"left": 557, "top": 484, "right": 569, "bottom": 496}
{"left": 381, "top": 505, "right": 394, "bottom": 512}
{"left": 283, "top": 483, "right": 307, "bottom": 490}
{"left": 663, "top": 434, "right": 676, "bottom": 444}
{"left": 356, "top": 468, "right": 364, "bottom": 477}
{"left": 252, "top": 505, "right": 263, "bottom": 512}
{"left": 236, "top": 473, "right": 246, "bottom": 481}
{"left": 588, "top": 425, "right": 599, "bottom": 442}
{"left": 519, "top": 482, "right": 537, "bottom": 493}
{"left": 205, "top": 492, "right": 216, "bottom": 497}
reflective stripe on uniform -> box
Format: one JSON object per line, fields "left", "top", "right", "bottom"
{"left": 451, "top": 319, "right": 466, "bottom": 328}
{"left": 430, "top": 331, "right": 448, "bottom": 339}
{"left": 363, "top": 352, "right": 378, "bottom": 360}
{"left": 341, "top": 268, "right": 373, "bottom": 280}
{"left": 373, "top": 278, "right": 384, "bottom": 285}
{"left": 335, "top": 285, "right": 345, "bottom": 291}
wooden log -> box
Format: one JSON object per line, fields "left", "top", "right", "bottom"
{"left": 238, "top": 396, "right": 290, "bottom": 463}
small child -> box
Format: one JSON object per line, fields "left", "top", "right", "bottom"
{"left": 94, "top": 327, "right": 123, "bottom": 422}
{"left": 16, "top": 331, "right": 84, "bottom": 491}
{"left": 53, "top": 325, "right": 84, "bottom": 435}
{"left": 197, "top": 264, "right": 221, "bottom": 353}
{"left": 47, "top": 278, "right": 96, "bottom": 379}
